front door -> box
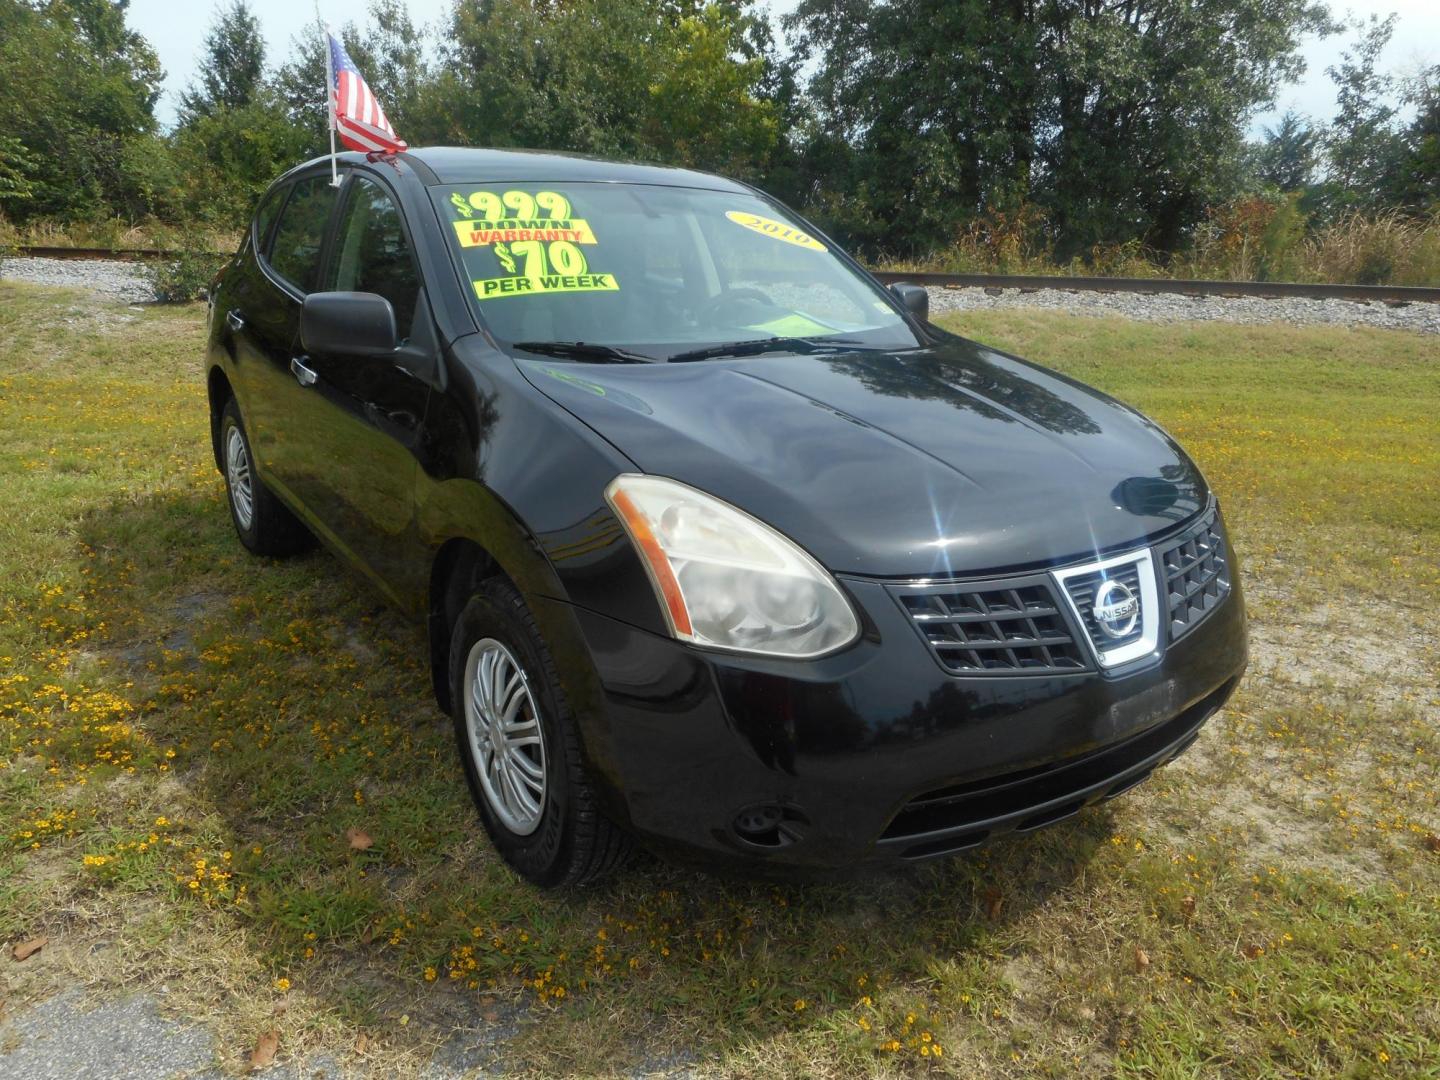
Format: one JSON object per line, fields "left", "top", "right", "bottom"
{"left": 288, "top": 173, "right": 433, "bottom": 604}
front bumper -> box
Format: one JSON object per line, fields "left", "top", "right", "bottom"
{"left": 543, "top": 547, "right": 1247, "bottom": 874}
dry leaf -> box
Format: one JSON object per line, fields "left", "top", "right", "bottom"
{"left": 353, "top": 1033, "right": 368, "bottom": 1055}
{"left": 1132, "top": 947, "right": 1151, "bottom": 974}
{"left": 982, "top": 886, "right": 1004, "bottom": 921}
{"left": 345, "top": 828, "right": 373, "bottom": 852}
{"left": 1242, "top": 943, "right": 1264, "bottom": 960}
{"left": 12, "top": 936, "right": 48, "bottom": 962}
{"left": 250, "top": 1029, "right": 279, "bottom": 1071}
{"left": 1423, "top": 834, "right": 1440, "bottom": 854}
{"left": 359, "top": 923, "right": 375, "bottom": 946}
{"left": 1180, "top": 895, "right": 1197, "bottom": 922}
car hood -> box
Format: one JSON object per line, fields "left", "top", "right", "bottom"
{"left": 517, "top": 338, "right": 1207, "bottom": 578}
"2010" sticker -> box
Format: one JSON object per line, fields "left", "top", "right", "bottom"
{"left": 724, "top": 211, "right": 826, "bottom": 252}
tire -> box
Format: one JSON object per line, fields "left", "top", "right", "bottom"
{"left": 219, "top": 397, "right": 313, "bottom": 557}
{"left": 449, "top": 577, "right": 631, "bottom": 887}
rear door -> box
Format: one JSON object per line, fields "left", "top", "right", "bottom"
{"left": 218, "top": 180, "right": 293, "bottom": 464}
{"left": 249, "top": 171, "right": 345, "bottom": 502}
{"left": 287, "top": 172, "right": 434, "bottom": 603}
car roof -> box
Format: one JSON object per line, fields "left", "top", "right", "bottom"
{"left": 298, "top": 146, "right": 753, "bottom": 193}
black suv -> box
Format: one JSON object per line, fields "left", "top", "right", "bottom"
{"left": 205, "top": 148, "right": 1246, "bottom": 887}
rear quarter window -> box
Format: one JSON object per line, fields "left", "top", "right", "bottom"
{"left": 267, "top": 176, "right": 340, "bottom": 293}
{"left": 252, "top": 184, "right": 286, "bottom": 255}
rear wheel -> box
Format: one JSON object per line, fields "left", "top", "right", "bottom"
{"left": 449, "top": 578, "right": 631, "bottom": 887}
{"left": 219, "top": 398, "right": 313, "bottom": 556}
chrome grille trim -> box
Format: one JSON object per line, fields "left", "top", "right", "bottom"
{"left": 1052, "top": 547, "right": 1160, "bottom": 669}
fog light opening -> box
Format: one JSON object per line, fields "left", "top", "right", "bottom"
{"left": 731, "top": 803, "right": 811, "bottom": 849}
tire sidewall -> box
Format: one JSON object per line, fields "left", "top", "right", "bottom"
{"left": 449, "top": 585, "right": 574, "bottom": 885}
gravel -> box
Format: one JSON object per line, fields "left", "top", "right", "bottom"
{"left": 1, "top": 256, "right": 155, "bottom": 303}
{"left": 3, "top": 255, "right": 1437, "bottom": 334}
{"left": 925, "top": 283, "right": 1440, "bottom": 334}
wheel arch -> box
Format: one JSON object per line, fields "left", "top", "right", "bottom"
{"left": 207, "top": 365, "right": 234, "bottom": 472}
{"left": 428, "top": 537, "right": 505, "bottom": 713}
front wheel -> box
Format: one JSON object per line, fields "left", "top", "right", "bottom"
{"left": 219, "top": 398, "right": 313, "bottom": 556}
{"left": 449, "top": 578, "right": 631, "bottom": 887}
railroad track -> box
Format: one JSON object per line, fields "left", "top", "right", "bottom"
{"left": 868, "top": 270, "right": 1440, "bottom": 304}
{"left": 10, "top": 245, "right": 1440, "bottom": 304}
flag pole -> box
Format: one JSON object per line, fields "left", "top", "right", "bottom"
{"left": 320, "top": 13, "right": 340, "bottom": 186}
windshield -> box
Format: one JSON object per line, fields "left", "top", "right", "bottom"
{"left": 430, "top": 182, "right": 920, "bottom": 360}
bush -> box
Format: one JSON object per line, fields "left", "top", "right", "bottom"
{"left": 143, "top": 242, "right": 227, "bottom": 303}
{"left": 1302, "top": 210, "right": 1440, "bottom": 286}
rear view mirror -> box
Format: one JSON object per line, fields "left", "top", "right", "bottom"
{"left": 301, "top": 292, "right": 397, "bottom": 358}
{"left": 889, "top": 282, "right": 929, "bottom": 323}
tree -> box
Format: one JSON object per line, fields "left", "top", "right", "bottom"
{"left": 425, "top": 0, "right": 779, "bottom": 176}
{"left": 787, "top": 0, "right": 1334, "bottom": 259}
{"left": 1323, "top": 14, "right": 1405, "bottom": 211}
{"left": 1254, "top": 110, "right": 1321, "bottom": 191}
{"left": 0, "top": 0, "right": 165, "bottom": 219}
{"left": 173, "top": 1, "right": 312, "bottom": 224}
{"left": 1389, "top": 66, "right": 1440, "bottom": 213}
{"left": 178, "top": 0, "right": 267, "bottom": 121}
{"left": 643, "top": 4, "right": 778, "bottom": 176}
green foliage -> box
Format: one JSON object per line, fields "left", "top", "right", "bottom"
{"left": 0, "top": 0, "right": 164, "bottom": 220}
{"left": 142, "top": 241, "right": 227, "bottom": 303}
{"left": 177, "top": 0, "right": 267, "bottom": 121}
{"left": 1391, "top": 67, "right": 1440, "bottom": 214}
{"left": 1322, "top": 14, "right": 1404, "bottom": 212}
{"left": 0, "top": 0, "right": 1430, "bottom": 283}
{"left": 430, "top": 0, "right": 778, "bottom": 175}
{"left": 0, "top": 135, "right": 38, "bottom": 209}
{"left": 788, "top": 0, "right": 1333, "bottom": 259}
{"left": 1252, "top": 111, "right": 1321, "bottom": 192}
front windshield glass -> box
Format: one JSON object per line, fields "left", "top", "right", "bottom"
{"left": 430, "top": 182, "right": 920, "bottom": 360}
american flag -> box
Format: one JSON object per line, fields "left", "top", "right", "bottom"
{"left": 326, "top": 28, "right": 407, "bottom": 155}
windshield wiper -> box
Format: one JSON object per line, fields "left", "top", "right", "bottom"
{"left": 512, "top": 340, "right": 654, "bottom": 364}
{"left": 666, "top": 336, "right": 868, "bottom": 364}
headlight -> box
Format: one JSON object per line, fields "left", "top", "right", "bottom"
{"left": 604, "top": 474, "right": 860, "bottom": 658}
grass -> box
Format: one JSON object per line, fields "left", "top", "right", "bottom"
{"left": 1, "top": 282, "right": 1437, "bottom": 1077}
{"left": 0, "top": 214, "right": 238, "bottom": 254}
{"left": 875, "top": 207, "right": 1440, "bottom": 287}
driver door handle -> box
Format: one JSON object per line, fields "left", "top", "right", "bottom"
{"left": 290, "top": 357, "right": 318, "bottom": 387}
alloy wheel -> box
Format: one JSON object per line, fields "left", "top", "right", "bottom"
{"left": 225, "top": 425, "right": 254, "bottom": 530}
{"left": 462, "top": 638, "right": 548, "bottom": 835}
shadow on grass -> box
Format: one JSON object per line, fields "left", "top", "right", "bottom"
{"left": 74, "top": 483, "right": 1113, "bottom": 1070}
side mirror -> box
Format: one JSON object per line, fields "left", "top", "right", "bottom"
{"left": 301, "top": 291, "right": 397, "bottom": 358}
{"left": 889, "top": 282, "right": 929, "bottom": 323}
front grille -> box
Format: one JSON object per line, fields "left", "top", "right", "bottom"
{"left": 1060, "top": 560, "right": 1147, "bottom": 653}
{"left": 891, "top": 578, "right": 1090, "bottom": 676}
{"left": 1159, "top": 509, "right": 1230, "bottom": 641}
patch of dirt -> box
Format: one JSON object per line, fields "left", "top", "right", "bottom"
{"left": 1160, "top": 588, "right": 1436, "bottom": 882}
{"left": 1244, "top": 588, "right": 1439, "bottom": 712}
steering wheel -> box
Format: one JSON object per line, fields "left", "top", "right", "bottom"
{"left": 696, "top": 287, "right": 776, "bottom": 326}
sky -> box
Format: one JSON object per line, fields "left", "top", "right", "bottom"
{"left": 133, "top": 0, "right": 1439, "bottom": 134}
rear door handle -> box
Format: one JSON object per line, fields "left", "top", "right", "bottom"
{"left": 290, "top": 357, "right": 318, "bottom": 387}
{"left": 226, "top": 309, "right": 245, "bottom": 333}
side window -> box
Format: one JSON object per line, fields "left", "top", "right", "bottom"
{"left": 268, "top": 176, "right": 339, "bottom": 293}
{"left": 252, "top": 184, "right": 286, "bottom": 256}
{"left": 327, "top": 177, "right": 421, "bottom": 341}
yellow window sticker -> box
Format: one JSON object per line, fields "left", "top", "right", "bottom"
{"left": 448, "top": 188, "right": 621, "bottom": 300}
{"left": 474, "top": 273, "right": 619, "bottom": 300}
{"left": 725, "top": 211, "right": 826, "bottom": 252}
{"left": 453, "top": 219, "right": 598, "bottom": 247}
